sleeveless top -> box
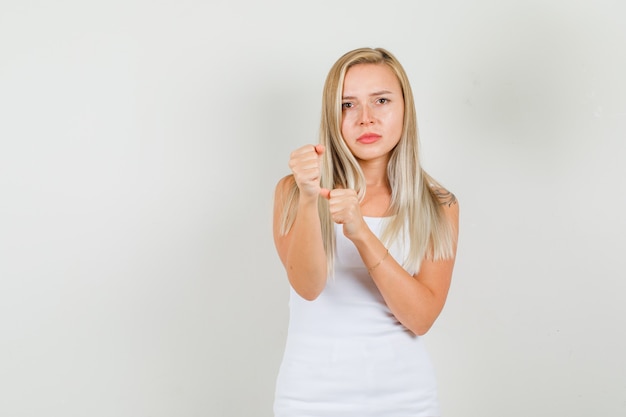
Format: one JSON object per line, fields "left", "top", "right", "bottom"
{"left": 274, "top": 217, "right": 441, "bottom": 417}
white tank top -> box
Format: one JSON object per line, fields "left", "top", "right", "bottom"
{"left": 274, "top": 217, "right": 441, "bottom": 417}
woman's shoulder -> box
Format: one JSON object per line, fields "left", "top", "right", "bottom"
{"left": 426, "top": 182, "right": 459, "bottom": 230}
{"left": 429, "top": 184, "right": 458, "bottom": 208}
{"left": 276, "top": 174, "right": 296, "bottom": 193}
{"left": 423, "top": 175, "right": 459, "bottom": 224}
{"left": 274, "top": 174, "right": 297, "bottom": 204}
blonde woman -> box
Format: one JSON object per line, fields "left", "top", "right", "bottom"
{"left": 273, "top": 47, "right": 459, "bottom": 417}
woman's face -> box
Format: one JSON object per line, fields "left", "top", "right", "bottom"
{"left": 340, "top": 63, "right": 404, "bottom": 162}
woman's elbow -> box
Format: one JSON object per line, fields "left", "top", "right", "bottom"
{"left": 414, "top": 326, "right": 432, "bottom": 336}
{"left": 405, "top": 318, "right": 435, "bottom": 336}
{"left": 297, "top": 290, "right": 321, "bottom": 301}
{"left": 287, "top": 273, "right": 326, "bottom": 301}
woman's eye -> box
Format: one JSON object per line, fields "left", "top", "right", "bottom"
{"left": 377, "top": 98, "right": 389, "bottom": 104}
{"left": 342, "top": 102, "right": 353, "bottom": 109}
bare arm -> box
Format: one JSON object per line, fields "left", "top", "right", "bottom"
{"left": 356, "top": 201, "right": 458, "bottom": 335}
{"left": 328, "top": 187, "right": 459, "bottom": 335}
{"left": 272, "top": 145, "right": 329, "bottom": 300}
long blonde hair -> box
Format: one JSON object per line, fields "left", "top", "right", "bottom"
{"left": 281, "top": 47, "right": 456, "bottom": 273}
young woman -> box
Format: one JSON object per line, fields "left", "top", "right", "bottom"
{"left": 272, "top": 47, "right": 459, "bottom": 417}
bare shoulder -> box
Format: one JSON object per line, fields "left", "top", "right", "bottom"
{"left": 278, "top": 174, "right": 295, "bottom": 187}
{"left": 429, "top": 184, "right": 459, "bottom": 238}
{"left": 274, "top": 175, "right": 299, "bottom": 216}
{"left": 430, "top": 184, "right": 458, "bottom": 209}
{"left": 275, "top": 174, "right": 296, "bottom": 199}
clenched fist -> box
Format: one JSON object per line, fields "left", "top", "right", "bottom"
{"left": 288, "top": 144, "right": 329, "bottom": 201}
{"left": 325, "top": 188, "right": 367, "bottom": 240}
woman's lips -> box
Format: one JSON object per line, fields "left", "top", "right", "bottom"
{"left": 357, "top": 133, "right": 381, "bottom": 144}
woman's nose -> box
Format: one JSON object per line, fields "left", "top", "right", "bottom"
{"left": 359, "top": 105, "right": 374, "bottom": 125}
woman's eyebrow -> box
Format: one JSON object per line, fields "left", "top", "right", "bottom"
{"left": 370, "top": 90, "right": 394, "bottom": 96}
{"left": 342, "top": 90, "right": 395, "bottom": 100}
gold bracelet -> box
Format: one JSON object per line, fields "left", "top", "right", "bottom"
{"left": 368, "top": 249, "right": 389, "bottom": 273}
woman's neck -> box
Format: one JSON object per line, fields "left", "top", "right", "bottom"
{"left": 359, "top": 156, "right": 390, "bottom": 188}
{"left": 358, "top": 157, "right": 392, "bottom": 217}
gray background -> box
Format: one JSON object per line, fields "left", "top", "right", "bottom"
{"left": 1, "top": 0, "right": 625, "bottom": 416}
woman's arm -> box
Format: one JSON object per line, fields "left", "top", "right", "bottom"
{"left": 353, "top": 201, "right": 459, "bottom": 335}
{"left": 327, "top": 187, "right": 459, "bottom": 335}
{"left": 272, "top": 145, "right": 329, "bottom": 300}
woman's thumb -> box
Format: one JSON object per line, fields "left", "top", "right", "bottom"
{"left": 319, "top": 188, "right": 331, "bottom": 200}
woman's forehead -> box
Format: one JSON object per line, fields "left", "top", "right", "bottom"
{"left": 342, "top": 64, "right": 401, "bottom": 95}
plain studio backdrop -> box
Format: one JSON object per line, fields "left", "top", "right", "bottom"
{"left": 1, "top": 0, "right": 625, "bottom": 416}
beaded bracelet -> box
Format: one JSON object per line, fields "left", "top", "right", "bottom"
{"left": 367, "top": 249, "right": 389, "bottom": 274}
